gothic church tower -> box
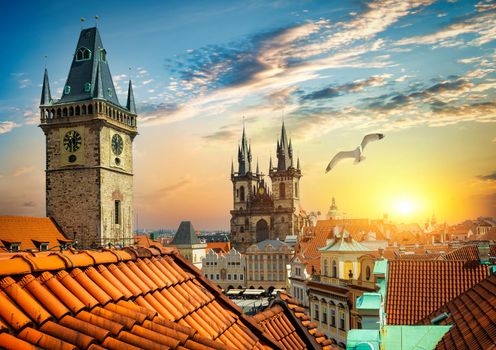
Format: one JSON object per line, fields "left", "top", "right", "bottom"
{"left": 39, "top": 27, "right": 137, "bottom": 248}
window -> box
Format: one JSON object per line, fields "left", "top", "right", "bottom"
{"left": 279, "top": 183, "right": 286, "bottom": 199}
{"left": 9, "top": 243, "right": 20, "bottom": 252}
{"left": 64, "top": 85, "right": 71, "bottom": 95}
{"left": 114, "top": 200, "right": 121, "bottom": 225}
{"left": 107, "top": 88, "right": 113, "bottom": 97}
{"left": 84, "top": 82, "right": 92, "bottom": 92}
{"left": 366, "top": 266, "right": 371, "bottom": 281}
{"left": 314, "top": 304, "right": 319, "bottom": 321}
{"left": 332, "top": 260, "right": 337, "bottom": 278}
{"left": 240, "top": 226, "right": 244, "bottom": 233}
{"left": 330, "top": 309, "right": 336, "bottom": 327}
{"left": 39, "top": 242, "right": 49, "bottom": 251}
{"left": 239, "top": 186, "right": 245, "bottom": 201}
{"left": 240, "top": 274, "right": 243, "bottom": 280}
{"left": 339, "top": 311, "right": 345, "bottom": 330}
{"left": 76, "top": 47, "right": 91, "bottom": 61}
{"left": 100, "top": 49, "right": 107, "bottom": 62}
{"left": 216, "top": 274, "right": 220, "bottom": 280}
{"left": 295, "top": 182, "right": 298, "bottom": 197}
{"left": 324, "top": 259, "right": 329, "bottom": 276}
{"left": 234, "top": 274, "right": 237, "bottom": 280}
{"left": 227, "top": 274, "right": 231, "bottom": 280}
{"left": 210, "top": 274, "right": 214, "bottom": 280}
{"left": 322, "top": 306, "right": 327, "bottom": 324}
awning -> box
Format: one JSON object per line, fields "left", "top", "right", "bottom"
{"left": 226, "top": 289, "right": 243, "bottom": 295}
{"left": 243, "top": 289, "right": 265, "bottom": 295}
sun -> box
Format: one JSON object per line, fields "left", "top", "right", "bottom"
{"left": 395, "top": 199, "right": 414, "bottom": 215}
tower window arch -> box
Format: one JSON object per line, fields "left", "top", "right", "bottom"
{"left": 279, "top": 183, "right": 286, "bottom": 199}
{"left": 332, "top": 260, "right": 337, "bottom": 278}
{"left": 295, "top": 182, "right": 298, "bottom": 198}
{"left": 76, "top": 47, "right": 91, "bottom": 61}
{"left": 100, "top": 49, "right": 107, "bottom": 62}
{"left": 239, "top": 186, "right": 245, "bottom": 202}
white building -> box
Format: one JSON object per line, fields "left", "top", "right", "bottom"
{"left": 169, "top": 221, "right": 206, "bottom": 269}
{"left": 201, "top": 247, "right": 245, "bottom": 290}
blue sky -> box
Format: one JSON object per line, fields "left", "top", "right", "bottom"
{"left": 1, "top": 0, "right": 495, "bottom": 229}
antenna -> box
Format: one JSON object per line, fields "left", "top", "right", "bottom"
{"left": 80, "top": 17, "right": 85, "bottom": 29}
{"left": 44, "top": 55, "right": 48, "bottom": 69}
{"left": 94, "top": 15, "right": 99, "bottom": 27}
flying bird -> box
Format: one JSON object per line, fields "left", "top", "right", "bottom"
{"left": 325, "top": 133, "right": 385, "bottom": 173}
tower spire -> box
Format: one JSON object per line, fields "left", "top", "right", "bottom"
{"left": 276, "top": 120, "right": 292, "bottom": 170}
{"left": 126, "top": 80, "right": 136, "bottom": 114}
{"left": 231, "top": 159, "right": 234, "bottom": 176}
{"left": 40, "top": 69, "right": 52, "bottom": 106}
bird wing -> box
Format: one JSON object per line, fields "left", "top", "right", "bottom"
{"left": 325, "top": 150, "right": 357, "bottom": 173}
{"left": 361, "top": 133, "right": 385, "bottom": 151}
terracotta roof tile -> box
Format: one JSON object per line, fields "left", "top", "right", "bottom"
{"left": 418, "top": 274, "right": 496, "bottom": 350}
{"left": 0, "top": 332, "right": 41, "bottom": 350}
{"left": 0, "top": 246, "right": 281, "bottom": 350}
{"left": 253, "top": 292, "right": 338, "bottom": 350}
{"left": 386, "top": 260, "right": 490, "bottom": 325}
{"left": 0, "top": 216, "right": 71, "bottom": 252}
{"left": 441, "top": 244, "right": 496, "bottom": 263}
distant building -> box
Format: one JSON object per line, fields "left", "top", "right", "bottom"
{"left": 169, "top": 221, "right": 206, "bottom": 268}
{"left": 245, "top": 239, "right": 292, "bottom": 291}
{"left": 326, "top": 197, "right": 345, "bottom": 220}
{"left": 201, "top": 247, "right": 245, "bottom": 290}
{"left": 230, "top": 123, "right": 309, "bottom": 252}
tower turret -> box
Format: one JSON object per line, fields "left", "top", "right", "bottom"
{"left": 40, "top": 69, "right": 52, "bottom": 106}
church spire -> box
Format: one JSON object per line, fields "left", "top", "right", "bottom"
{"left": 93, "top": 61, "right": 104, "bottom": 99}
{"left": 40, "top": 69, "right": 52, "bottom": 106}
{"left": 297, "top": 156, "right": 300, "bottom": 170}
{"left": 276, "top": 120, "right": 292, "bottom": 171}
{"left": 237, "top": 124, "right": 251, "bottom": 176}
{"left": 126, "top": 80, "right": 136, "bottom": 114}
{"left": 231, "top": 159, "right": 234, "bottom": 176}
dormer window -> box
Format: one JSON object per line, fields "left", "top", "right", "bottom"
{"left": 84, "top": 82, "right": 92, "bottom": 92}
{"left": 100, "top": 49, "right": 107, "bottom": 62}
{"left": 76, "top": 47, "right": 91, "bottom": 61}
{"left": 9, "top": 243, "right": 20, "bottom": 252}
{"left": 64, "top": 85, "right": 71, "bottom": 94}
{"left": 107, "top": 88, "right": 113, "bottom": 97}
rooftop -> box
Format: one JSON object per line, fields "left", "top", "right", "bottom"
{"left": 0, "top": 246, "right": 280, "bottom": 349}
{"left": 170, "top": 221, "right": 203, "bottom": 246}
{"left": 386, "top": 260, "right": 490, "bottom": 325}
{"left": 418, "top": 274, "right": 496, "bottom": 350}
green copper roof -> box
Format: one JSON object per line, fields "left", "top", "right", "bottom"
{"left": 319, "top": 231, "right": 372, "bottom": 253}
{"left": 58, "top": 27, "right": 120, "bottom": 106}
{"left": 382, "top": 325, "right": 451, "bottom": 350}
{"left": 356, "top": 293, "right": 381, "bottom": 311}
{"left": 347, "top": 330, "right": 380, "bottom": 350}
{"left": 373, "top": 259, "right": 388, "bottom": 275}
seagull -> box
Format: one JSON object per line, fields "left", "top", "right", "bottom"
{"left": 325, "top": 133, "right": 385, "bottom": 173}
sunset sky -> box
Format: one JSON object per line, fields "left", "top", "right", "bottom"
{"left": 0, "top": 0, "right": 495, "bottom": 230}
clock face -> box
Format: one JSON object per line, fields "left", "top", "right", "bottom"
{"left": 63, "top": 130, "right": 82, "bottom": 153}
{"left": 112, "top": 134, "right": 123, "bottom": 155}
{"left": 258, "top": 187, "right": 265, "bottom": 195}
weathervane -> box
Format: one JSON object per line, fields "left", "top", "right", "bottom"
{"left": 80, "top": 17, "right": 85, "bottom": 29}
{"left": 94, "top": 15, "right": 99, "bottom": 27}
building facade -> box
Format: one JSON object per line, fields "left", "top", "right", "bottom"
{"left": 230, "top": 123, "right": 309, "bottom": 252}
{"left": 245, "top": 239, "right": 292, "bottom": 291}
{"left": 39, "top": 27, "right": 137, "bottom": 248}
{"left": 201, "top": 247, "right": 245, "bottom": 290}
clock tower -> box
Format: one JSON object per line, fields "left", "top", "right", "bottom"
{"left": 39, "top": 27, "right": 138, "bottom": 248}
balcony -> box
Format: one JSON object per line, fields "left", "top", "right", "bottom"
{"left": 311, "top": 275, "right": 348, "bottom": 288}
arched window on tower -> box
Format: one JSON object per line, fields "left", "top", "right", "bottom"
{"left": 295, "top": 182, "right": 298, "bottom": 198}
{"left": 76, "top": 47, "right": 91, "bottom": 61}
{"left": 324, "top": 259, "right": 329, "bottom": 276}
{"left": 239, "top": 186, "right": 245, "bottom": 201}
{"left": 332, "top": 260, "right": 337, "bottom": 278}
{"left": 279, "top": 183, "right": 286, "bottom": 199}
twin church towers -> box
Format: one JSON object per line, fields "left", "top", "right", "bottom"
{"left": 39, "top": 26, "right": 308, "bottom": 249}
{"left": 230, "top": 123, "right": 309, "bottom": 252}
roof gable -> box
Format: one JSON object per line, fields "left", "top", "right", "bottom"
{"left": 171, "top": 221, "right": 202, "bottom": 245}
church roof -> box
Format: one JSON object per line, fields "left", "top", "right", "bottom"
{"left": 57, "top": 27, "right": 120, "bottom": 106}
{"left": 171, "top": 221, "right": 202, "bottom": 246}
{"left": 319, "top": 228, "right": 372, "bottom": 253}
{"left": 0, "top": 246, "right": 279, "bottom": 350}
{"left": 252, "top": 239, "right": 290, "bottom": 251}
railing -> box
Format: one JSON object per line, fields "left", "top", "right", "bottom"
{"left": 311, "top": 275, "right": 348, "bottom": 287}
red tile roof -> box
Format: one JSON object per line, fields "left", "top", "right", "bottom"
{"left": 441, "top": 244, "right": 496, "bottom": 263}
{"left": 0, "top": 246, "right": 280, "bottom": 350}
{"left": 206, "top": 242, "right": 231, "bottom": 254}
{"left": 418, "top": 274, "right": 496, "bottom": 350}
{"left": 0, "top": 216, "right": 71, "bottom": 252}
{"left": 386, "top": 260, "right": 490, "bottom": 325}
{"left": 253, "top": 292, "right": 337, "bottom": 350}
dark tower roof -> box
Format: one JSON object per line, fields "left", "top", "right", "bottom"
{"left": 171, "top": 221, "right": 201, "bottom": 245}
{"left": 58, "top": 27, "right": 120, "bottom": 106}
{"left": 40, "top": 69, "right": 52, "bottom": 106}
{"left": 126, "top": 80, "right": 136, "bottom": 114}
{"left": 237, "top": 125, "right": 252, "bottom": 176}
{"left": 276, "top": 121, "right": 293, "bottom": 171}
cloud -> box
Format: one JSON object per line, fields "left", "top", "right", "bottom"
{"left": 301, "top": 75, "right": 390, "bottom": 101}
{"left": 476, "top": 1, "right": 496, "bottom": 12}
{"left": 12, "top": 166, "right": 35, "bottom": 177}
{"left": 396, "top": 11, "right": 496, "bottom": 47}
{"left": 0, "top": 121, "right": 19, "bottom": 134}
{"left": 203, "top": 129, "right": 237, "bottom": 142}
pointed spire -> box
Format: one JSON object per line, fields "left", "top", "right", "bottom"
{"left": 126, "top": 80, "right": 136, "bottom": 114}
{"left": 93, "top": 61, "right": 104, "bottom": 99}
{"left": 276, "top": 120, "right": 292, "bottom": 171}
{"left": 40, "top": 69, "right": 52, "bottom": 106}
{"left": 297, "top": 157, "right": 300, "bottom": 170}
{"left": 269, "top": 155, "right": 273, "bottom": 170}
{"left": 231, "top": 159, "right": 234, "bottom": 176}
{"left": 256, "top": 158, "right": 260, "bottom": 175}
